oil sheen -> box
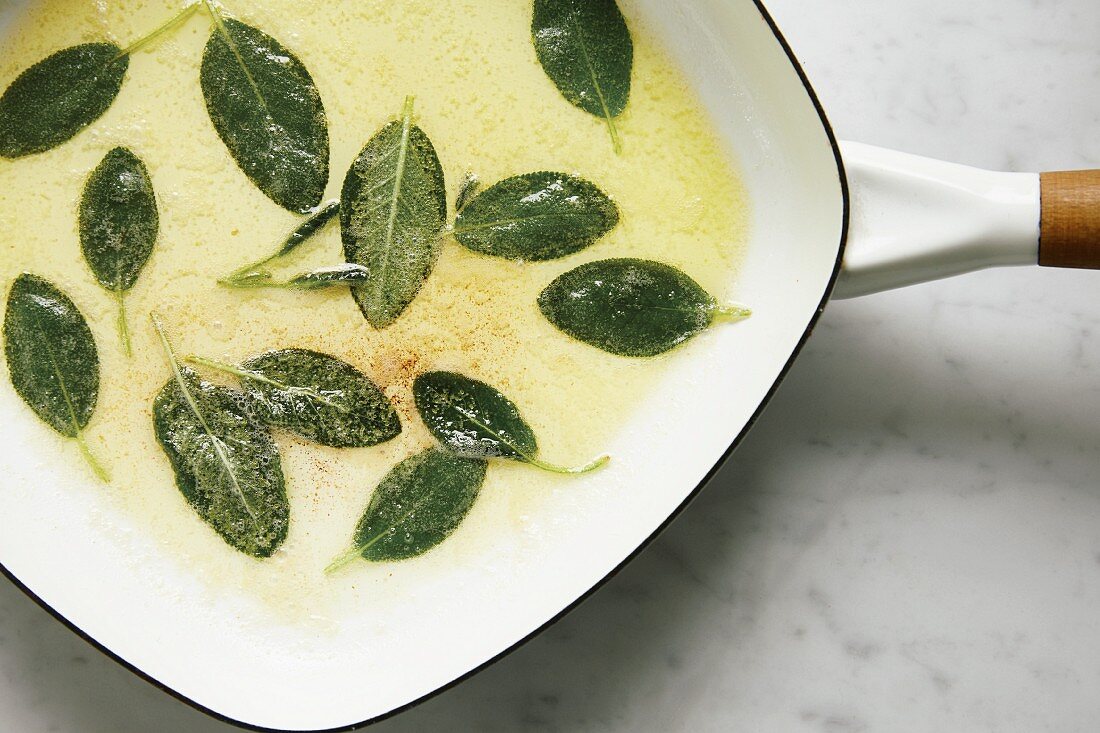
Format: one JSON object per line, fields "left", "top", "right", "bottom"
{"left": 0, "top": 0, "right": 749, "bottom": 624}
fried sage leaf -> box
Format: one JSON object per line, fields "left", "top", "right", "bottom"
{"left": 189, "top": 349, "right": 400, "bottom": 448}
{"left": 201, "top": 15, "right": 329, "bottom": 213}
{"left": 221, "top": 264, "right": 369, "bottom": 291}
{"left": 221, "top": 200, "right": 340, "bottom": 285}
{"left": 538, "top": 258, "right": 751, "bottom": 357}
{"left": 0, "top": 43, "right": 129, "bottom": 158}
{"left": 284, "top": 263, "right": 370, "bottom": 290}
{"left": 413, "top": 371, "right": 607, "bottom": 474}
{"left": 152, "top": 318, "right": 288, "bottom": 558}
{"left": 453, "top": 172, "right": 618, "bottom": 261}
{"left": 4, "top": 274, "right": 107, "bottom": 480}
{"left": 271, "top": 201, "right": 340, "bottom": 259}
{"left": 327, "top": 448, "right": 487, "bottom": 570}
{"left": 532, "top": 0, "right": 633, "bottom": 153}
{"left": 454, "top": 172, "right": 481, "bottom": 213}
{"left": 341, "top": 97, "right": 446, "bottom": 328}
{"left": 79, "top": 147, "right": 159, "bottom": 355}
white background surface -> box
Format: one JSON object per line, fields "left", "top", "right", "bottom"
{"left": 1, "top": 0, "right": 1098, "bottom": 731}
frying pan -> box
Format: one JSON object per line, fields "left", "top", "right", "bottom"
{"left": 0, "top": 0, "right": 1097, "bottom": 731}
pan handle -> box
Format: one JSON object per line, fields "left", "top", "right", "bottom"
{"left": 1038, "top": 170, "right": 1100, "bottom": 269}
{"left": 833, "top": 141, "right": 1068, "bottom": 299}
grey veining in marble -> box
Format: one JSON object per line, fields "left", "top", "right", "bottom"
{"left": 0, "top": 0, "right": 1098, "bottom": 731}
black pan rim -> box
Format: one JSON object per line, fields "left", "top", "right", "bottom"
{"left": 0, "top": 0, "right": 850, "bottom": 730}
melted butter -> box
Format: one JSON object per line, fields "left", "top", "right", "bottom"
{"left": 0, "top": 0, "right": 749, "bottom": 625}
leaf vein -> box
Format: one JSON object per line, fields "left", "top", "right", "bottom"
{"left": 569, "top": 6, "right": 619, "bottom": 147}
{"left": 210, "top": 12, "right": 273, "bottom": 123}
{"left": 155, "top": 322, "right": 260, "bottom": 523}
{"left": 373, "top": 103, "right": 415, "bottom": 310}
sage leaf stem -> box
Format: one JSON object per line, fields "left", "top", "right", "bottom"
{"left": 77, "top": 432, "right": 111, "bottom": 483}
{"left": 713, "top": 305, "right": 754, "bottom": 322}
{"left": 114, "top": 290, "right": 131, "bottom": 356}
{"left": 523, "top": 454, "right": 610, "bottom": 475}
{"left": 118, "top": 2, "right": 202, "bottom": 58}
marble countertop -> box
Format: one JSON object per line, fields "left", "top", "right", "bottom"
{"left": 2, "top": 0, "right": 1098, "bottom": 731}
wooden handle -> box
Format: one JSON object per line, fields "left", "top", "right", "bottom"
{"left": 1039, "top": 170, "right": 1100, "bottom": 268}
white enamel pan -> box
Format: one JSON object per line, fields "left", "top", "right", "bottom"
{"left": 1, "top": 0, "right": 1097, "bottom": 731}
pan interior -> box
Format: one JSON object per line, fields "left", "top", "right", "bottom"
{"left": 0, "top": 0, "right": 842, "bottom": 729}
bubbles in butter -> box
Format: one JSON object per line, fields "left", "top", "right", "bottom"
{"left": 0, "top": 0, "right": 749, "bottom": 625}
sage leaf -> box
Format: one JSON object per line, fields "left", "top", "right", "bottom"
{"left": 151, "top": 316, "right": 288, "bottom": 558}
{"left": 201, "top": 14, "right": 329, "bottom": 213}
{"left": 326, "top": 448, "right": 487, "bottom": 570}
{"left": 0, "top": 43, "right": 129, "bottom": 158}
{"left": 79, "top": 147, "right": 158, "bottom": 291}
{"left": 189, "top": 349, "right": 401, "bottom": 449}
{"left": 284, "top": 263, "right": 370, "bottom": 290}
{"left": 221, "top": 264, "right": 369, "bottom": 291}
{"left": 455, "top": 172, "right": 480, "bottom": 213}
{"left": 272, "top": 200, "right": 340, "bottom": 257}
{"left": 538, "top": 258, "right": 751, "bottom": 357}
{"left": 532, "top": 0, "right": 633, "bottom": 153}
{"left": 453, "top": 172, "right": 618, "bottom": 261}
{"left": 79, "top": 147, "right": 159, "bottom": 355}
{"left": 221, "top": 200, "right": 339, "bottom": 285}
{"left": 3, "top": 274, "right": 108, "bottom": 481}
{"left": 341, "top": 97, "right": 447, "bottom": 328}
{"left": 413, "top": 371, "right": 608, "bottom": 474}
